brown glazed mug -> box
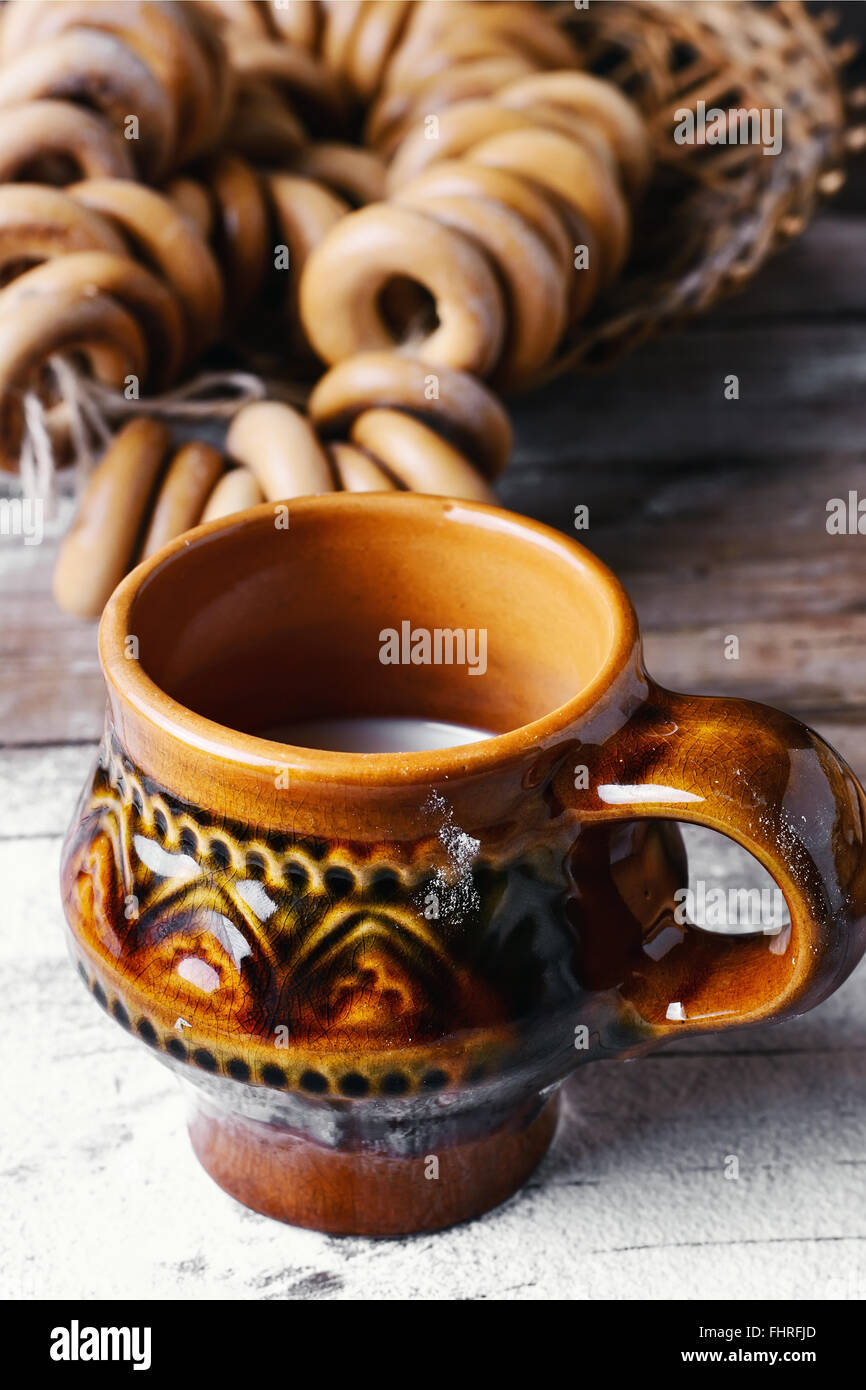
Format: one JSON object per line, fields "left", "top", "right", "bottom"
{"left": 61, "top": 494, "right": 866, "bottom": 1236}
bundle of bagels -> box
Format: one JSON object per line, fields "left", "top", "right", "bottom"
{"left": 0, "top": 0, "right": 652, "bottom": 616}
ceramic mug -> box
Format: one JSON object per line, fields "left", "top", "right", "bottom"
{"left": 61, "top": 494, "right": 866, "bottom": 1236}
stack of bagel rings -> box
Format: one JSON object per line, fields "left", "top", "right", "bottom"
{"left": 0, "top": 1, "right": 653, "bottom": 614}
{"left": 53, "top": 351, "right": 511, "bottom": 617}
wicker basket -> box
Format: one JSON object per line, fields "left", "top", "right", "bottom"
{"left": 539, "top": 0, "right": 864, "bottom": 378}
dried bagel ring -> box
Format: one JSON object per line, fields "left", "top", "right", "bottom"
{"left": 386, "top": 97, "right": 620, "bottom": 199}
{"left": 459, "top": 2, "right": 582, "bottom": 67}
{"left": 381, "top": 157, "right": 594, "bottom": 326}
{"left": 319, "top": 0, "right": 367, "bottom": 76}
{"left": 376, "top": 34, "right": 528, "bottom": 101}
{"left": 350, "top": 409, "right": 495, "bottom": 502}
{"left": 368, "top": 56, "right": 537, "bottom": 156}
{"left": 385, "top": 1, "right": 580, "bottom": 88}
{"left": 191, "top": 1, "right": 271, "bottom": 38}
{"left": 386, "top": 99, "right": 543, "bottom": 189}
{"left": 200, "top": 465, "right": 264, "bottom": 523}
{"left": 8, "top": 1, "right": 226, "bottom": 169}
{"left": 0, "top": 29, "right": 175, "bottom": 181}
{"left": 0, "top": 0, "right": 53, "bottom": 56}
{"left": 497, "top": 103, "right": 622, "bottom": 178}
{"left": 0, "top": 285, "right": 146, "bottom": 470}
{"left": 181, "top": 0, "right": 236, "bottom": 151}
{"left": 197, "top": 154, "right": 270, "bottom": 316}
{"left": 231, "top": 37, "right": 349, "bottom": 133}
{"left": 227, "top": 400, "right": 334, "bottom": 499}
{"left": 386, "top": 157, "right": 574, "bottom": 282}
{"left": 52, "top": 418, "right": 170, "bottom": 618}
{"left": 308, "top": 351, "right": 512, "bottom": 479}
{"left": 497, "top": 71, "right": 653, "bottom": 199}
{"left": 346, "top": 1, "right": 414, "bottom": 100}
{"left": 126, "top": 0, "right": 234, "bottom": 165}
{"left": 137, "top": 0, "right": 233, "bottom": 164}
{"left": 379, "top": 1, "right": 551, "bottom": 99}
{"left": 0, "top": 100, "right": 134, "bottom": 183}
{"left": 291, "top": 142, "right": 387, "bottom": 206}
{"left": 328, "top": 440, "right": 398, "bottom": 492}
{"left": 270, "top": 2, "right": 321, "bottom": 49}
{"left": 392, "top": 180, "right": 568, "bottom": 388}
{"left": 0, "top": 184, "right": 128, "bottom": 279}
{"left": 468, "top": 127, "right": 631, "bottom": 287}
{"left": 166, "top": 177, "right": 214, "bottom": 239}
{"left": 266, "top": 173, "right": 349, "bottom": 353}
{"left": 0, "top": 250, "right": 184, "bottom": 387}
{"left": 139, "top": 440, "right": 225, "bottom": 559}
{"left": 229, "top": 83, "right": 308, "bottom": 165}
{"left": 70, "top": 178, "right": 224, "bottom": 359}
{"left": 300, "top": 202, "right": 506, "bottom": 375}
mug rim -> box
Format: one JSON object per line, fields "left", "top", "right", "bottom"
{"left": 99, "top": 493, "right": 640, "bottom": 787}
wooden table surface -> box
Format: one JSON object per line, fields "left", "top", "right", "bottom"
{"left": 3, "top": 12, "right": 866, "bottom": 1301}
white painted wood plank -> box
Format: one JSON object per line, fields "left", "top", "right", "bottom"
{"left": 2, "top": 820, "right": 864, "bottom": 1299}
{"left": 0, "top": 744, "right": 94, "bottom": 839}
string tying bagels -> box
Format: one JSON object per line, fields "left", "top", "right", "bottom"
{"left": 0, "top": 146, "right": 387, "bottom": 469}
{"left": 0, "top": 180, "right": 224, "bottom": 468}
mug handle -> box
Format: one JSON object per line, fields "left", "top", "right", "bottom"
{"left": 562, "top": 681, "right": 866, "bottom": 1039}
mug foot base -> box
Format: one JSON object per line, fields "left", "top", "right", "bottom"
{"left": 187, "top": 1095, "right": 560, "bottom": 1237}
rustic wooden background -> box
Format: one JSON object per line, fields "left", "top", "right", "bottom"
{"left": 2, "top": 2, "right": 866, "bottom": 1303}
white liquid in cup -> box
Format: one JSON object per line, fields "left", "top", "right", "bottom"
{"left": 261, "top": 716, "right": 495, "bottom": 753}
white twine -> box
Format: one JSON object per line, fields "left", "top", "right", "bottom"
{"left": 19, "top": 390, "right": 58, "bottom": 519}
{"left": 80, "top": 369, "right": 271, "bottom": 421}
{"left": 13, "top": 361, "right": 278, "bottom": 507}
{"left": 51, "top": 355, "right": 111, "bottom": 477}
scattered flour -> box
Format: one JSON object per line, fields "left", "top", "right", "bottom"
{"left": 419, "top": 791, "right": 481, "bottom": 925}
